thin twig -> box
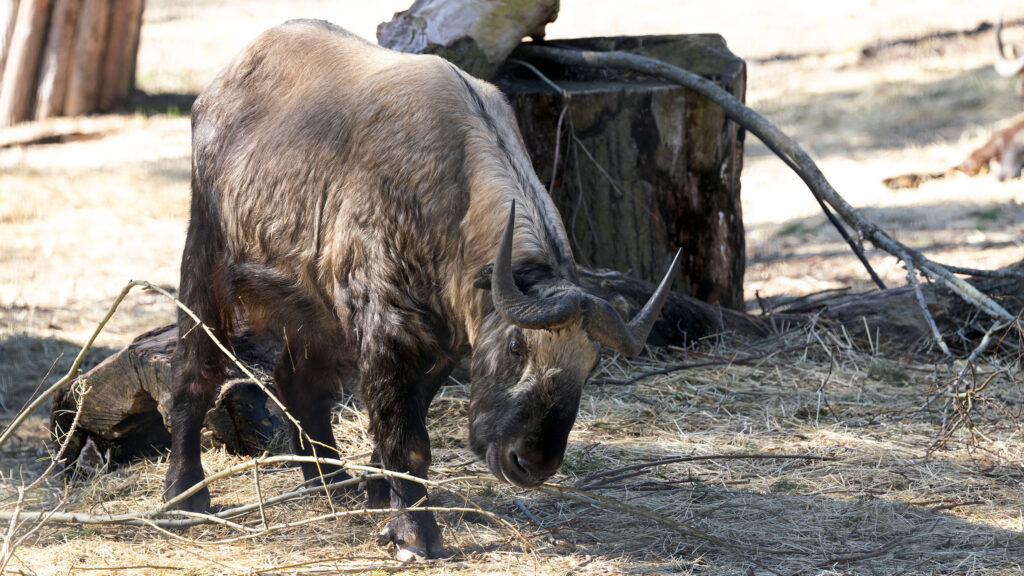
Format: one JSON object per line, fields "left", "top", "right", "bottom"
{"left": 252, "top": 459, "right": 268, "bottom": 530}
{"left": 536, "top": 483, "right": 793, "bottom": 557}
{"left": 902, "top": 252, "right": 952, "bottom": 357}
{"left": 513, "top": 499, "right": 545, "bottom": 528}
{"left": 0, "top": 488, "right": 24, "bottom": 573}
{"left": 814, "top": 536, "right": 903, "bottom": 567}
{"left": 548, "top": 104, "right": 568, "bottom": 194}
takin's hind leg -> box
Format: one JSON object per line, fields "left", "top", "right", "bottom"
{"left": 273, "top": 340, "right": 355, "bottom": 492}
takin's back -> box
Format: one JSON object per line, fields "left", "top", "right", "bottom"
{"left": 191, "top": 19, "right": 481, "bottom": 270}
{"left": 189, "top": 19, "right": 579, "bottom": 346}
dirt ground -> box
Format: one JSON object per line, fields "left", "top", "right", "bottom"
{"left": 2, "top": 2, "right": 1023, "bottom": 575}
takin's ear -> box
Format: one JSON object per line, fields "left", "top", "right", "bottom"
{"left": 472, "top": 264, "right": 494, "bottom": 290}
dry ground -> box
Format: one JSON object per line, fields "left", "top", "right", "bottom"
{"left": 2, "top": 2, "right": 1024, "bottom": 575}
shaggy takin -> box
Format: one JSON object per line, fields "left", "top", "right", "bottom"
{"left": 165, "top": 19, "right": 680, "bottom": 560}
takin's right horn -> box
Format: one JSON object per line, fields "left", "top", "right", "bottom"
{"left": 581, "top": 249, "right": 682, "bottom": 357}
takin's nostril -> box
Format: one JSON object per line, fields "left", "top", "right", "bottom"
{"left": 507, "top": 450, "right": 529, "bottom": 476}
{"left": 515, "top": 455, "right": 533, "bottom": 476}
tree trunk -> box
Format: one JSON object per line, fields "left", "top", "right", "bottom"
{"left": 97, "top": 0, "right": 141, "bottom": 111}
{"left": 32, "top": 0, "right": 76, "bottom": 119}
{"left": 63, "top": 0, "right": 109, "bottom": 116}
{"left": 0, "top": 0, "right": 21, "bottom": 80}
{"left": 500, "top": 35, "right": 747, "bottom": 309}
{"left": 0, "top": 0, "right": 48, "bottom": 126}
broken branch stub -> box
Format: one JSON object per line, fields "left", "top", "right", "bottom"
{"left": 377, "top": 0, "right": 559, "bottom": 79}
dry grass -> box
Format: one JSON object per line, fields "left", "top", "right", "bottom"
{"left": 3, "top": 2, "right": 1024, "bottom": 574}
{"left": 2, "top": 323, "right": 1022, "bottom": 575}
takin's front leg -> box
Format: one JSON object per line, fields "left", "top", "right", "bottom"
{"left": 359, "top": 344, "right": 449, "bottom": 561}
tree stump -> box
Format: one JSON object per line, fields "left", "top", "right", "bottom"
{"left": 499, "top": 35, "right": 747, "bottom": 309}
{"left": 0, "top": 0, "right": 143, "bottom": 126}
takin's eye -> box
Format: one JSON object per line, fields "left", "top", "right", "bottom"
{"left": 508, "top": 337, "right": 526, "bottom": 358}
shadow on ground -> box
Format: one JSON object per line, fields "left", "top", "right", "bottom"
{"left": 748, "top": 64, "right": 1021, "bottom": 159}
{"left": 0, "top": 331, "right": 119, "bottom": 417}
{"left": 747, "top": 198, "right": 1024, "bottom": 263}
{"left": 126, "top": 91, "right": 198, "bottom": 118}
{"left": 493, "top": 442, "right": 1024, "bottom": 574}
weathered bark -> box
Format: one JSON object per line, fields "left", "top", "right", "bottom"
{"left": 50, "top": 324, "right": 285, "bottom": 469}
{"left": 33, "top": 0, "right": 77, "bottom": 119}
{"left": 97, "top": 0, "right": 141, "bottom": 111}
{"left": 500, "top": 35, "right": 747, "bottom": 309}
{"left": 377, "top": 0, "right": 558, "bottom": 80}
{"left": 0, "top": 0, "right": 48, "bottom": 126}
{"left": 63, "top": 0, "right": 110, "bottom": 116}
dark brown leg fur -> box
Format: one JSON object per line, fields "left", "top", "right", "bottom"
{"left": 273, "top": 340, "right": 353, "bottom": 489}
{"left": 163, "top": 199, "right": 230, "bottom": 512}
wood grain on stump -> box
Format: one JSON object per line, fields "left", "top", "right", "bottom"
{"left": 500, "top": 35, "right": 747, "bottom": 309}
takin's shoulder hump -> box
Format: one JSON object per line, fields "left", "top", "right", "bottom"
{"left": 205, "top": 19, "right": 461, "bottom": 102}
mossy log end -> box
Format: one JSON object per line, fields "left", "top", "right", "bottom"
{"left": 498, "top": 34, "right": 747, "bottom": 309}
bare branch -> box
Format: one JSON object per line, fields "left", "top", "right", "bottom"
{"left": 512, "top": 43, "right": 1018, "bottom": 325}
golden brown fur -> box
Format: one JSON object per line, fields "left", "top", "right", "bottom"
{"left": 166, "top": 19, "right": 602, "bottom": 561}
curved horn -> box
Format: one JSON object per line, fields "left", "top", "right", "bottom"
{"left": 996, "top": 15, "right": 1024, "bottom": 77}
{"left": 491, "top": 202, "right": 582, "bottom": 329}
{"left": 583, "top": 249, "right": 682, "bottom": 357}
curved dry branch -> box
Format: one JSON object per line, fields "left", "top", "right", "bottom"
{"left": 513, "top": 43, "right": 1017, "bottom": 326}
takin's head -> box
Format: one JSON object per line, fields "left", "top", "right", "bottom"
{"left": 468, "top": 204, "right": 680, "bottom": 488}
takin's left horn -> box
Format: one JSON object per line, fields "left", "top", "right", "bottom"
{"left": 582, "top": 249, "right": 682, "bottom": 357}
{"left": 491, "top": 202, "right": 583, "bottom": 330}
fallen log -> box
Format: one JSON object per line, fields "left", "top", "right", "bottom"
{"left": 773, "top": 260, "right": 1024, "bottom": 354}
{"left": 50, "top": 324, "right": 286, "bottom": 470}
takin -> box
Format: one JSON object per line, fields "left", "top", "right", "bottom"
{"left": 164, "top": 19, "right": 680, "bottom": 560}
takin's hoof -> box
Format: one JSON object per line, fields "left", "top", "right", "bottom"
{"left": 377, "top": 511, "right": 447, "bottom": 561}
{"left": 162, "top": 472, "right": 211, "bottom": 513}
